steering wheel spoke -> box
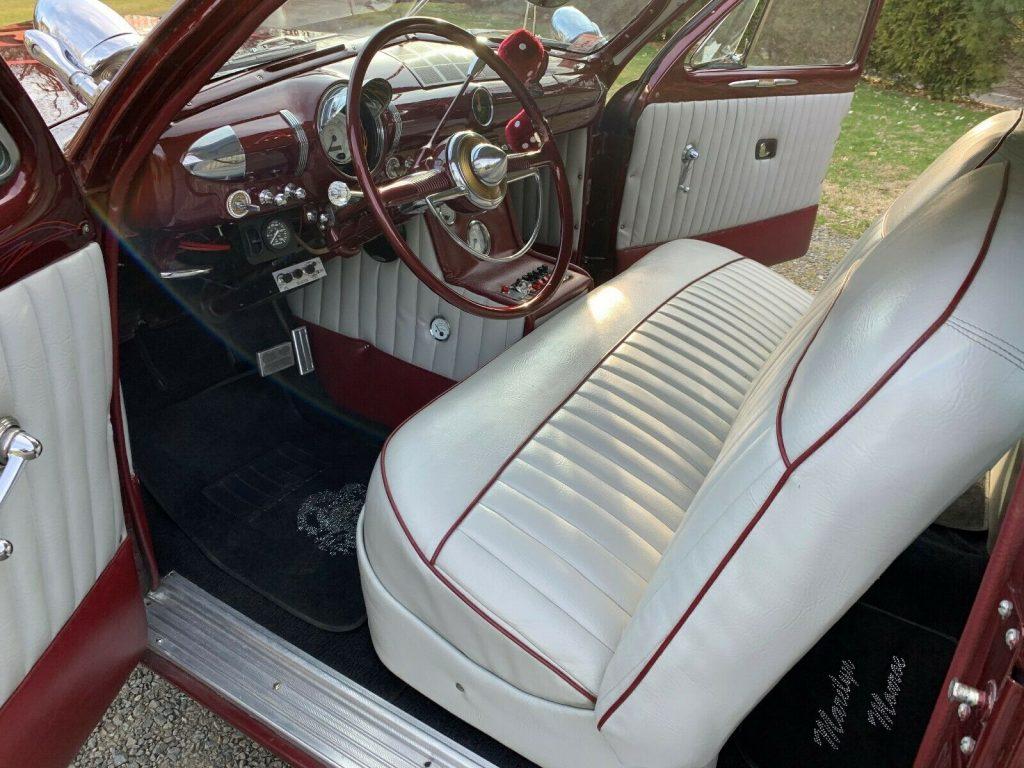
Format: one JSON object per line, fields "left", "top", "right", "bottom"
{"left": 379, "top": 167, "right": 457, "bottom": 208}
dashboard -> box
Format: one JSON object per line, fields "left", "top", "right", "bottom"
{"left": 127, "top": 39, "right": 604, "bottom": 241}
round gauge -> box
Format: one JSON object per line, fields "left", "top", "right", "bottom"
{"left": 317, "top": 81, "right": 386, "bottom": 172}
{"left": 470, "top": 86, "right": 494, "bottom": 128}
{"left": 317, "top": 84, "right": 352, "bottom": 166}
{"left": 263, "top": 219, "right": 292, "bottom": 251}
{"left": 467, "top": 220, "right": 491, "bottom": 257}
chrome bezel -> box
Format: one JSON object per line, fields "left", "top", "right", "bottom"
{"left": 225, "top": 189, "right": 252, "bottom": 219}
{"left": 316, "top": 82, "right": 387, "bottom": 173}
{"left": 446, "top": 131, "right": 506, "bottom": 211}
{"left": 466, "top": 220, "right": 491, "bottom": 258}
{"left": 470, "top": 86, "right": 494, "bottom": 128}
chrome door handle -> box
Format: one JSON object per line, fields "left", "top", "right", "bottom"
{"left": 0, "top": 417, "right": 43, "bottom": 561}
{"left": 678, "top": 144, "right": 700, "bottom": 193}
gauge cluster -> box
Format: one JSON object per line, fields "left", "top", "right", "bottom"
{"left": 316, "top": 78, "right": 395, "bottom": 176}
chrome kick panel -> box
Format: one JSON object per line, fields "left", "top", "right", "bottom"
{"left": 147, "top": 574, "right": 498, "bottom": 768}
{"left": 272, "top": 257, "right": 326, "bottom": 292}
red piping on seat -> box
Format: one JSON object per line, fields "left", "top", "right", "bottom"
{"left": 975, "top": 108, "right": 1022, "bottom": 170}
{"left": 379, "top": 444, "right": 597, "bottom": 703}
{"left": 597, "top": 164, "right": 1010, "bottom": 731}
{"left": 428, "top": 256, "right": 744, "bottom": 565}
{"left": 377, "top": 256, "right": 743, "bottom": 705}
{"left": 776, "top": 276, "right": 851, "bottom": 467}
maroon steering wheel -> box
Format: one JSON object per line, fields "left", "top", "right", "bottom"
{"left": 346, "top": 17, "right": 573, "bottom": 320}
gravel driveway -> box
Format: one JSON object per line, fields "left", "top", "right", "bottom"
{"left": 72, "top": 224, "right": 856, "bottom": 768}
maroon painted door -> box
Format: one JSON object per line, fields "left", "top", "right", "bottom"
{"left": 0, "top": 59, "right": 147, "bottom": 768}
{"left": 605, "top": 0, "right": 884, "bottom": 272}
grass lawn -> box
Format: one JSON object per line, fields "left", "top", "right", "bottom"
{"left": 0, "top": 0, "right": 173, "bottom": 26}
{"left": 822, "top": 83, "right": 998, "bottom": 237}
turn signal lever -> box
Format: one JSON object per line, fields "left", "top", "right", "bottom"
{"left": 0, "top": 417, "right": 43, "bottom": 561}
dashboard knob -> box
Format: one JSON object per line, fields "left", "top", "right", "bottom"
{"left": 328, "top": 180, "right": 363, "bottom": 208}
{"left": 259, "top": 189, "right": 275, "bottom": 206}
{"left": 274, "top": 193, "right": 287, "bottom": 207}
{"left": 226, "top": 190, "right": 255, "bottom": 219}
{"left": 294, "top": 186, "right": 307, "bottom": 201}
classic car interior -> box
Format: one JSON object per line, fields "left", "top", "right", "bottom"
{"left": 1, "top": 0, "right": 1023, "bottom": 766}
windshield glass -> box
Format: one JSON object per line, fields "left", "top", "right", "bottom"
{"left": 110, "top": 0, "right": 651, "bottom": 75}
{"left": 248, "top": 0, "right": 649, "bottom": 58}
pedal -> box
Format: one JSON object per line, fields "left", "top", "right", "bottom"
{"left": 292, "top": 326, "right": 315, "bottom": 375}
{"left": 272, "top": 257, "right": 326, "bottom": 293}
{"left": 257, "top": 342, "right": 295, "bottom": 377}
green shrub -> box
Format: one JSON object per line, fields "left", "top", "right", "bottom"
{"left": 868, "top": 0, "right": 1023, "bottom": 98}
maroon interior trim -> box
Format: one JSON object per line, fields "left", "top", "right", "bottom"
{"left": 428, "top": 256, "right": 744, "bottom": 564}
{"left": 305, "top": 323, "right": 455, "bottom": 428}
{"left": 0, "top": 540, "right": 146, "bottom": 768}
{"left": 976, "top": 108, "right": 1023, "bottom": 169}
{"left": 616, "top": 205, "right": 818, "bottom": 273}
{"left": 598, "top": 165, "right": 1010, "bottom": 731}
{"left": 913, "top": 467, "right": 1024, "bottom": 766}
{"left": 378, "top": 256, "right": 743, "bottom": 704}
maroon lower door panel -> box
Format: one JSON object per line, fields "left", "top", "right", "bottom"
{"left": 305, "top": 323, "right": 455, "bottom": 429}
{"left": 0, "top": 540, "right": 146, "bottom": 768}
{"left": 915, "top": 468, "right": 1024, "bottom": 767}
{"left": 615, "top": 205, "right": 819, "bottom": 273}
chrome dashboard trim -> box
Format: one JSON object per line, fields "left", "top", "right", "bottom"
{"left": 280, "top": 109, "right": 308, "bottom": 173}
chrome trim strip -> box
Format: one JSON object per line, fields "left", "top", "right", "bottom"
{"left": 281, "top": 109, "right": 309, "bottom": 173}
{"left": 728, "top": 77, "right": 799, "bottom": 88}
{"left": 147, "top": 573, "right": 498, "bottom": 768}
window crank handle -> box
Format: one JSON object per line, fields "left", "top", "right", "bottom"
{"left": 678, "top": 144, "right": 699, "bottom": 193}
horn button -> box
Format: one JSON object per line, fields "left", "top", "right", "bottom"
{"left": 446, "top": 131, "right": 508, "bottom": 209}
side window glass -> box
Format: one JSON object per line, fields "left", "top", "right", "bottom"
{"left": 687, "top": 0, "right": 872, "bottom": 70}
{"left": 746, "top": 0, "right": 872, "bottom": 67}
{"left": 687, "top": 0, "right": 763, "bottom": 69}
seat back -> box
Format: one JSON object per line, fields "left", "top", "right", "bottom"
{"left": 595, "top": 123, "right": 1024, "bottom": 768}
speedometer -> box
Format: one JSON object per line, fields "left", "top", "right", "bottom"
{"left": 317, "top": 84, "right": 352, "bottom": 166}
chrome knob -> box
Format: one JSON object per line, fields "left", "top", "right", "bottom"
{"left": 226, "top": 190, "right": 256, "bottom": 219}
{"left": 328, "top": 180, "right": 353, "bottom": 207}
{"left": 259, "top": 189, "right": 275, "bottom": 206}
{"left": 274, "top": 193, "right": 287, "bottom": 207}
{"left": 948, "top": 680, "right": 985, "bottom": 707}
{"left": 960, "top": 736, "right": 976, "bottom": 755}
{"left": 294, "top": 186, "right": 307, "bottom": 201}
{"left": 0, "top": 539, "right": 12, "bottom": 561}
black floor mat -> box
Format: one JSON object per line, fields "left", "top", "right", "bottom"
{"left": 132, "top": 375, "right": 380, "bottom": 631}
{"left": 722, "top": 526, "right": 988, "bottom": 768}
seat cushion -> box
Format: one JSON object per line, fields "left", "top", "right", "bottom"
{"left": 361, "top": 242, "right": 811, "bottom": 706}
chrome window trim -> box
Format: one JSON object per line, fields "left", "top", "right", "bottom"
{"left": 0, "top": 121, "right": 20, "bottom": 185}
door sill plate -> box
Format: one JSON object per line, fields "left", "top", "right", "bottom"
{"left": 147, "top": 572, "right": 497, "bottom": 768}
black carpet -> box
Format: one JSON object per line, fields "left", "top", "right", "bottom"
{"left": 132, "top": 375, "right": 380, "bottom": 631}
{"left": 722, "top": 526, "right": 988, "bottom": 768}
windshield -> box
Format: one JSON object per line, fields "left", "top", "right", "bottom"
{"left": 252, "top": 0, "right": 648, "bottom": 57}
{"left": 119, "top": 0, "right": 652, "bottom": 75}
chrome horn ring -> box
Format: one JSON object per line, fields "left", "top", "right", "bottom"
{"left": 425, "top": 170, "right": 544, "bottom": 263}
